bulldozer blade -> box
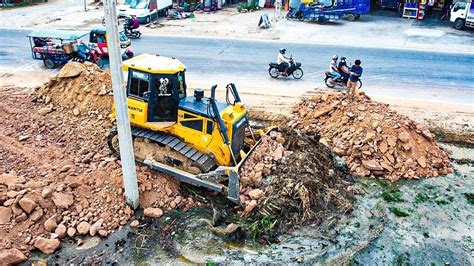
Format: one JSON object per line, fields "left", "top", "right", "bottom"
{"left": 142, "top": 126, "right": 276, "bottom": 205}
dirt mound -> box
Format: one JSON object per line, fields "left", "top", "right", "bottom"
{"left": 240, "top": 130, "right": 356, "bottom": 240}
{"left": 0, "top": 68, "right": 196, "bottom": 258}
{"left": 34, "top": 62, "right": 113, "bottom": 118}
{"left": 287, "top": 91, "right": 453, "bottom": 182}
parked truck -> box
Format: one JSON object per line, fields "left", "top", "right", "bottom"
{"left": 119, "top": 0, "right": 172, "bottom": 24}
{"left": 450, "top": 0, "right": 474, "bottom": 30}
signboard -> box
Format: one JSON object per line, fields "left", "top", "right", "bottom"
{"left": 258, "top": 14, "right": 271, "bottom": 28}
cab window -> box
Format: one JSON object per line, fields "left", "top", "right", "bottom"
{"left": 129, "top": 77, "right": 149, "bottom": 98}
{"left": 181, "top": 113, "right": 203, "bottom": 132}
{"left": 206, "top": 121, "right": 214, "bottom": 135}
{"left": 177, "top": 72, "right": 186, "bottom": 99}
{"left": 454, "top": 2, "right": 467, "bottom": 12}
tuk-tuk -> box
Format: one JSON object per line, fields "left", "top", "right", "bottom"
{"left": 27, "top": 29, "right": 88, "bottom": 69}
{"left": 89, "top": 27, "right": 134, "bottom": 60}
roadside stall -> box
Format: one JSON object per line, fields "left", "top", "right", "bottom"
{"left": 27, "top": 29, "right": 88, "bottom": 69}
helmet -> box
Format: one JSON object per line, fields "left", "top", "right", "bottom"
{"left": 332, "top": 55, "right": 338, "bottom": 60}
{"left": 279, "top": 48, "right": 286, "bottom": 54}
{"left": 341, "top": 56, "right": 346, "bottom": 61}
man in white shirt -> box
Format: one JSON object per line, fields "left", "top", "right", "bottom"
{"left": 426, "top": 0, "right": 435, "bottom": 16}
{"left": 277, "top": 48, "right": 291, "bottom": 76}
{"left": 329, "top": 55, "right": 341, "bottom": 82}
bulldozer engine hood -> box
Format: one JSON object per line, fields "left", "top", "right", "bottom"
{"left": 178, "top": 96, "right": 228, "bottom": 119}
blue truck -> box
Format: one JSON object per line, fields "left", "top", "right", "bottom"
{"left": 288, "top": 0, "right": 370, "bottom": 24}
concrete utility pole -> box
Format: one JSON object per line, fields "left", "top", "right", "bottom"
{"left": 84, "top": 0, "right": 87, "bottom": 11}
{"left": 104, "top": 0, "right": 140, "bottom": 208}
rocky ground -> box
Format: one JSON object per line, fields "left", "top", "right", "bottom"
{"left": 0, "top": 63, "right": 198, "bottom": 263}
{"left": 288, "top": 90, "right": 453, "bottom": 182}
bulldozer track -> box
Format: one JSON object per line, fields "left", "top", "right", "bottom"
{"left": 107, "top": 127, "right": 217, "bottom": 173}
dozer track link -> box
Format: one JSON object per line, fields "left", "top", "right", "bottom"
{"left": 130, "top": 127, "right": 216, "bottom": 172}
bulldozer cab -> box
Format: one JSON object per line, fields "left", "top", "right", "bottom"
{"left": 127, "top": 69, "right": 186, "bottom": 122}
{"left": 123, "top": 54, "right": 187, "bottom": 123}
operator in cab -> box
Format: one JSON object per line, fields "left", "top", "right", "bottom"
{"left": 277, "top": 48, "right": 291, "bottom": 76}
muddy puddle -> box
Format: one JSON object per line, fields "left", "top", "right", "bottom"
{"left": 28, "top": 143, "right": 474, "bottom": 265}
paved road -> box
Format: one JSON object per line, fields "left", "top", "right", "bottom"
{"left": 1, "top": 29, "right": 473, "bottom": 104}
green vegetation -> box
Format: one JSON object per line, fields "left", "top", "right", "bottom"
{"left": 0, "top": 0, "right": 43, "bottom": 9}
{"left": 464, "top": 193, "right": 474, "bottom": 204}
{"left": 242, "top": 215, "right": 278, "bottom": 240}
{"left": 237, "top": 0, "right": 258, "bottom": 12}
{"left": 375, "top": 178, "right": 391, "bottom": 188}
{"left": 392, "top": 252, "right": 411, "bottom": 266}
{"left": 383, "top": 189, "right": 403, "bottom": 203}
{"left": 428, "top": 127, "right": 446, "bottom": 141}
{"left": 415, "top": 192, "right": 430, "bottom": 203}
{"left": 376, "top": 178, "right": 403, "bottom": 203}
{"left": 389, "top": 207, "right": 410, "bottom": 217}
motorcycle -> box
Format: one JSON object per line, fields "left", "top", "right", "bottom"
{"left": 268, "top": 57, "right": 304, "bottom": 79}
{"left": 124, "top": 25, "right": 142, "bottom": 39}
{"left": 286, "top": 7, "right": 304, "bottom": 21}
{"left": 324, "top": 71, "right": 362, "bottom": 89}
{"left": 73, "top": 49, "right": 104, "bottom": 69}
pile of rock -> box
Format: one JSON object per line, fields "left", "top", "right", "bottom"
{"left": 288, "top": 91, "right": 452, "bottom": 181}
{"left": 0, "top": 75, "right": 192, "bottom": 260}
{"left": 238, "top": 131, "right": 292, "bottom": 214}
{"left": 33, "top": 62, "right": 113, "bottom": 118}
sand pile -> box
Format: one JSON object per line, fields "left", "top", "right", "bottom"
{"left": 33, "top": 62, "right": 113, "bottom": 118}
{"left": 287, "top": 91, "right": 453, "bottom": 182}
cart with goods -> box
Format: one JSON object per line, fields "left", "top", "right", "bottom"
{"left": 27, "top": 29, "right": 88, "bottom": 69}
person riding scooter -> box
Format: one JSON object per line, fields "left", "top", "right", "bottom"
{"left": 125, "top": 15, "right": 140, "bottom": 34}
{"left": 277, "top": 48, "right": 291, "bottom": 76}
{"left": 329, "top": 55, "right": 340, "bottom": 83}
{"left": 338, "top": 56, "right": 350, "bottom": 84}
{"left": 77, "top": 40, "right": 92, "bottom": 62}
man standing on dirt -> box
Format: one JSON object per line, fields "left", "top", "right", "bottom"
{"left": 347, "top": 59, "right": 362, "bottom": 101}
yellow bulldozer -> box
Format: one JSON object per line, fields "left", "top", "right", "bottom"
{"left": 107, "top": 53, "right": 271, "bottom": 204}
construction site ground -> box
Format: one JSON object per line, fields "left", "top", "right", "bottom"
{"left": 0, "top": 62, "right": 472, "bottom": 264}
{"left": 0, "top": 1, "right": 473, "bottom": 263}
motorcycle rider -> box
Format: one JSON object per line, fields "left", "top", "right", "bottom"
{"left": 329, "top": 55, "right": 341, "bottom": 83}
{"left": 277, "top": 48, "right": 291, "bottom": 76}
{"left": 338, "top": 56, "right": 350, "bottom": 84}
{"left": 77, "top": 40, "right": 92, "bottom": 62}
{"left": 126, "top": 15, "right": 140, "bottom": 34}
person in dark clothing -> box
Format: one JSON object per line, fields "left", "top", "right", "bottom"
{"left": 337, "top": 56, "right": 350, "bottom": 84}
{"left": 125, "top": 15, "right": 139, "bottom": 33}
{"left": 347, "top": 59, "right": 363, "bottom": 101}
{"left": 440, "top": 0, "right": 453, "bottom": 20}
{"left": 426, "top": 0, "right": 434, "bottom": 16}
{"left": 33, "top": 37, "right": 48, "bottom": 47}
